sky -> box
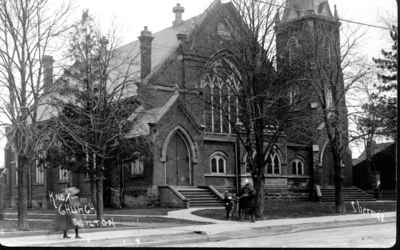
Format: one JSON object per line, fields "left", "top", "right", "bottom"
{"left": 0, "top": 0, "right": 397, "bottom": 167}
{"left": 66, "top": 0, "right": 396, "bottom": 59}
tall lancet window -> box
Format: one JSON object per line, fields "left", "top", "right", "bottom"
{"left": 204, "top": 83, "right": 212, "bottom": 131}
{"left": 324, "top": 37, "right": 332, "bottom": 64}
{"left": 213, "top": 81, "right": 221, "bottom": 133}
{"left": 265, "top": 147, "right": 281, "bottom": 175}
{"left": 201, "top": 58, "right": 241, "bottom": 134}
{"left": 287, "top": 36, "right": 299, "bottom": 65}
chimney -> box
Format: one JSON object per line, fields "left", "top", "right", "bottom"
{"left": 138, "top": 26, "right": 154, "bottom": 80}
{"left": 172, "top": 3, "right": 184, "bottom": 27}
{"left": 42, "top": 55, "right": 54, "bottom": 92}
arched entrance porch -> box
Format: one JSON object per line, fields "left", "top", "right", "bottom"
{"left": 320, "top": 141, "right": 335, "bottom": 187}
{"left": 161, "top": 126, "right": 198, "bottom": 186}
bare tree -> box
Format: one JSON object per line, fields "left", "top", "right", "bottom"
{"left": 0, "top": 0, "right": 71, "bottom": 229}
{"left": 47, "top": 10, "right": 142, "bottom": 221}
{"left": 302, "top": 21, "right": 368, "bottom": 212}
{"left": 197, "top": 0, "right": 312, "bottom": 218}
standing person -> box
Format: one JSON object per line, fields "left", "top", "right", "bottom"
{"left": 223, "top": 191, "right": 233, "bottom": 219}
{"left": 246, "top": 184, "right": 256, "bottom": 222}
{"left": 239, "top": 183, "right": 256, "bottom": 222}
{"left": 238, "top": 183, "right": 250, "bottom": 220}
{"left": 69, "top": 187, "right": 82, "bottom": 238}
{"left": 54, "top": 187, "right": 81, "bottom": 239}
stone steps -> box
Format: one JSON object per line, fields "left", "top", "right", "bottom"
{"left": 320, "top": 186, "right": 375, "bottom": 202}
{"left": 177, "top": 187, "right": 224, "bottom": 207}
{"left": 215, "top": 186, "right": 310, "bottom": 201}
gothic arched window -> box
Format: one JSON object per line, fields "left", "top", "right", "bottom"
{"left": 210, "top": 152, "right": 227, "bottom": 174}
{"left": 288, "top": 84, "right": 300, "bottom": 105}
{"left": 287, "top": 36, "right": 299, "bottom": 65}
{"left": 324, "top": 37, "right": 332, "bottom": 64}
{"left": 221, "top": 84, "right": 229, "bottom": 133}
{"left": 243, "top": 149, "right": 256, "bottom": 174}
{"left": 204, "top": 84, "right": 212, "bottom": 131}
{"left": 35, "top": 162, "right": 44, "bottom": 185}
{"left": 291, "top": 158, "right": 304, "bottom": 175}
{"left": 201, "top": 59, "right": 241, "bottom": 134}
{"left": 265, "top": 148, "right": 281, "bottom": 175}
{"left": 326, "top": 87, "right": 333, "bottom": 108}
{"left": 213, "top": 82, "right": 221, "bottom": 133}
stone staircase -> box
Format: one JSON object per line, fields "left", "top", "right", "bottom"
{"left": 176, "top": 186, "right": 224, "bottom": 207}
{"left": 215, "top": 185, "right": 310, "bottom": 201}
{"left": 320, "top": 186, "right": 375, "bottom": 202}
{"left": 265, "top": 185, "right": 310, "bottom": 201}
{"left": 365, "top": 189, "right": 397, "bottom": 200}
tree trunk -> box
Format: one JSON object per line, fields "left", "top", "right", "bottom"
{"left": 333, "top": 152, "right": 345, "bottom": 214}
{"left": 119, "top": 163, "right": 123, "bottom": 208}
{"left": 17, "top": 154, "right": 28, "bottom": 230}
{"left": 254, "top": 175, "right": 265, "bottom": 218}
{"left": 96, "top": 167, "right": 104, "bottom": 222}
{"left": 43, "top": 167, "right": 48, "bottom": 209}
{"left": 90, "top": 153, "right": 97, "bottom": 205}
{"left": 27, "top": 163, "right": 32, "bottom": 209}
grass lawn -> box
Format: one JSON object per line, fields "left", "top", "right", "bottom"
{"left": 192, "top": 200, "right": 397, "bottom": 221}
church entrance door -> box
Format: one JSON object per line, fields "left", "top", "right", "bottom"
{"left": 166, "top": 132, "right": 191, "bottom": 186}
{"left": 322, "top": 144, "right": 335, "bottom": 187}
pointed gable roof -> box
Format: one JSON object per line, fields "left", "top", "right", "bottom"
{"left": 110, "top": 0, "right": 223, "bottom": 94}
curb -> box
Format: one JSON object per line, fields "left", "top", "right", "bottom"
{"left": 1, "top": 215, "right": 396, "bottom": 247}
{"left": 146, "top": 217, "right": 396, "bottom": 247}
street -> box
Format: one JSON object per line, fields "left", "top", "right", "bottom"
{"left": 165, "top": 222, "right": 396, "bottom": 248}
{"left": 1, "top": 211, "right": 396, "bottom": 247}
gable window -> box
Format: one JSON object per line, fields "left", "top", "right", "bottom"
{"left": 210, "top": 152, "right": 226, "bottom": 174}
{"left": 291, "top": 158, "right": 304, "bottom": 176}
{"left": 130, "top": 156, "right": 144, "bottom": 177}
{"left": 201, "top": 59, "right": 241, "bottom": 135}
{"left": 217, "top": 23, "right": 232, "bottom": 40}
{"left": 59, "top": 167, "right": 70, "bottom": 182}
{"left": 265, "top": 149, "right": 281, "bottom": 175}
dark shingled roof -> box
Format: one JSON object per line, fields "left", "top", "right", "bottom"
{"left": 352, "top": 142, "right": 394, "bottom": 166}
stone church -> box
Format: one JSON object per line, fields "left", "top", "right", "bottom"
{"left": 2, "top": 0, "right": 358, "bottom": 209}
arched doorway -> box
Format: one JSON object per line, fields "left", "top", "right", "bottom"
{"left": 321, "top": 143, "right": 335, "bottom": 187}
{"left": 166, "top": 131, "right": 191, "bottom": 185}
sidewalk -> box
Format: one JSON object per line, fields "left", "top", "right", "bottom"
{"left": 0, "top": 209, "right": 396, "bottom": 247}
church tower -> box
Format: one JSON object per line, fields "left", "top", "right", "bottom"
{"left": 275, "top": 0, "right": 352, "bottom": 187}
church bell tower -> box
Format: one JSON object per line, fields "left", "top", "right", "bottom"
{"left": 275, "top": 0, "right": 353, "bottom": 187}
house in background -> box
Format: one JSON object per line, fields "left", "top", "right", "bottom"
{"left": 2, "top": 0, "right": 369, "bottom": 209}
{"left": 353, "top": 142, "right": 396, "bottom": 199}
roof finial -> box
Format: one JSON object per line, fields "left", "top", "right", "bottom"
{"left": 334, "top": 4, "right": 339, "bottom": 19}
